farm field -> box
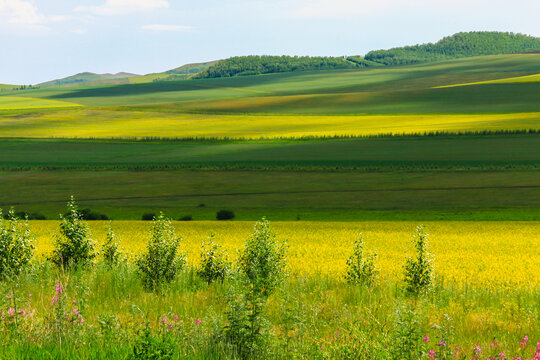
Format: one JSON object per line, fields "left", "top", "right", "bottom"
{"left": 1, "top": 170, "right": 540, "bottom": 221}
{"left": 27, "top": 220, "right": 540, "bottom": 287}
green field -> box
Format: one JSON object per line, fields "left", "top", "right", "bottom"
{"left": 0, "top": 54, "right": 539, "bottom": 220}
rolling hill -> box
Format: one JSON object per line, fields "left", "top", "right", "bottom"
{"left": 38, "top": 72, "right": 139, "bottom": 87}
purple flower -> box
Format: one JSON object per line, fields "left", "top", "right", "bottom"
{"left": 423, "top": 335, "right": 430, "bottom": 342}
{"left": 161, "top": 317, "right": 168, "bottom": 324}
{"left": 196, "top": 318, "right": 202, "bottom": 324}
{"left": 439, "top": 341, "right": 446, "bottom": 347}
{"left": 8, "top": 308, "right": 15, "bottom": 316}
{"left": 51, "top": 296, "right": 58, "bottom": 304}
{"left": 55, "top": 284, "right": 63, "bottom": 295}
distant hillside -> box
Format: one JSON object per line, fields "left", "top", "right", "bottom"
{"left": 0, "top": 84, "right": 17, "bottom": 91}
{"left": 195, "top": 32, "right": 540, "bottom": 79}
{"left": 39, "top": 72, "right": 139, "bottom": 87}
{"left": 154, "top": 61, "right": 220, "bottom": 82}
{"left": 365, "top": 32, "right": 540, "bottom": 65}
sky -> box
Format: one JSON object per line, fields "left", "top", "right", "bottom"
{"left": 1, "top": 0, "right": 539, "bottom": 84}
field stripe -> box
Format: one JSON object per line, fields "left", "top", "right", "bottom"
{"left": 4, "top": 184, "right": 540, "bottom": 206}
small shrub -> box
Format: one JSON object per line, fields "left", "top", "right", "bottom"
{"left": 63, "top": 208, "right": 108, "bottom": 221}
{"left": 136, "top": 213, "right": 185, "bottom": 291}
{"left": 178, "top": 215, "right": 193, "bottom": 221}
{"left": 216, "top": 210, "right": 235, "bottom": 221}
{"left": 0, "top": 209, "right": 34, "bottom": 279}
{"left": 198, "top": 234, "right": 231, "bottom": 284}
{"left": 238, "top": 218, "right": 287, "bottom": 297}
{"left": 28, "top": 212, "right": 46, "bottom": 220}
{"left": 345, "top": 233, "right": 379, "bottom": 286}
{"left": 403, "top": 225, "right": 435, "bottom": 296}
{"left": 390, "top": 305, "right": 426, "bottom": 360}
{"left": 141, "top": 213, "right": 156, "bottom": 221}
{"left": 51, "top": 197, "right": 96, "bottom": 269}
{"left": 101, "top": 226, "right": 122, "bottom": 266}
{"left": 131, "top": 322, "right": 174, "bottom": 360}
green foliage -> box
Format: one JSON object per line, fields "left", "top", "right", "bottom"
{"left": 194, "top": 55, "right": 361, "bottom": 78}
{"left": 403, "top": 226, "right": 435, "bottom": 296}
{"left": 223, "top": 288, "right": 269, "bottom": 359}
{"left": 238, "top": 218, "right": 287, "bottom": 297}
{"left": 390, "top": 305, "right": 426, "bottom": 360}
{"left": 345, "top": 233, "right": 378, "bottom": 286}
{"left": 0, "top": 209, "right": 34, "bottom": 279}
{"left": 131, "top": 323, "right": 174, "bottom": 360}
{"left": 101, "top": 226, "right": 122, "bottom": 266}
{"left": 142, "top": 213, "right": 156, "bottom": 221}
{"left": 216, "top": 210, "right": 235, "bottom": 221}
{"left": 365, "top": 31, "right": 540, "bottom": 66}
{"left": 198, "top": 235, "right": 231, "bottom": 284}
{"left": 51, "top": 197, "right": 96, "bottom": 269}
{"left": 136, "top": 213, "right": 184, "bottom": 291}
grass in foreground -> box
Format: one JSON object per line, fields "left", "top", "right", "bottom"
{"left": 0, "top": 218, "right": 538, "bottom": 359}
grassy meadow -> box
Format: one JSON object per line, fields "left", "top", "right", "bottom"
{"left": 1, "top": 53, "right": 539, "bottom": 358}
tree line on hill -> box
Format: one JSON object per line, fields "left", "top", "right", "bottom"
{"left": 192, "top": 32, "right": 540, "bottom": 79}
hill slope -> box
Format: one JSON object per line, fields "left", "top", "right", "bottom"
{"left": 39, "top": 72, "right": 139, "bottom": 87}
{"left": 194, "top": 32, "right": 540, "bottom": 79}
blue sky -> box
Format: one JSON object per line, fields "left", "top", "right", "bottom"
{"left": 1, "top": 0, "right": 539, "bottom": 84}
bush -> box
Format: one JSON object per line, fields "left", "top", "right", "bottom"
{"left": 141, "top": 213, "right": 156, "bottom": 221}
{"left": 345, "top": 233, "right": 379, "bottom": 286}
{"left": 0, "top": 209, "right": 34, "bottom": 279}
{"left": 178, "top": 215, "right": 193, "bottom": 221}
{"left": 63, "top": 208, "right": 108, "bottom": 221}
{"left": 51, "top": 197, "right": 96, "bottom": 269}
{"left": 28, "top": 212, "right": 46, "bottom": 220}
{"left": 198, "top": 234, "right": 231, "bottom": 284}
{"left": 216, "top": 210, "right": 235, "bottom": 221}
{"left": 403, "top": 225, "right": 435, "bottom": 296}
{"left": 238, "top": 218, "right": 287, "bottom": 297}
{"left": 136, "top": 213, "right": 185, "bottom": 291}
{"left": 101, "top": 226, "right": 122, "bottom": 266}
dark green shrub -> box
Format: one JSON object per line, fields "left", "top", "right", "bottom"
{"left": 345, "top": 233, "right": 379, "bottom": 286}
{"left": 51, "top": 197, "right": 96, "bottom": 269}
{"left": 64, "top": 208, "right": 108, "bottom": 221}
{"left": 28, "top": 212, "right": 46, "bottom": 220}
{"left": 142, "top": 213, "right": 156, "bottom": 221}
{"left": 238, "top": 218, "right": 287, "bottom": 297}
{"left": 101, "top": 226, "right": 122, "bottom": 266}
{"left": 216, "top": 210, "right": 235, "bottom": 221}
{"left": 0, "top": 209, "right": 34, "bottom": 279}
{"left": 136, "top": 213, "right": 185, "bottom": 291}
{"left": 403, "top": 225, "right": 435, "bottom": 296}
{"left": 178, "top": 215, "right": 193, "bottom": 221}
{"left": 198, "top": 234, "right": 231, "bottom": 284}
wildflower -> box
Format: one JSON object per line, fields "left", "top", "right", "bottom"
{"left": 161, "top": 317, "right": 168, "bottom": 324}
{"left": 321, "top": 346, "right": 325, "bottom": 351}
{"left": 474, "top": 345, "right": 482, "bottom": 353}
{"left": 6, "top": 292, "right": 13, "bottom": 299}
{"left": 439, "top": 341, "right": 446, "bottom": 347}
{"left": 196, "top": 318, "right": 202, "bottom": 324}
{"left": 51, "top": 296, "right": 58, "bottom": 304}
{"left": 173, "top": 314, "right": 179, "bottom": 321}
{"left": 55, "top": 283, "right": 63, "bottom": 295}
{"left": 498, "top": 352, "right": 505, "bottom": 359}
{"left": 423, "top": 335, "right": 430, "bottom": 342}
{"left": 8, "top": 308, "right": 15, "bottom": 316}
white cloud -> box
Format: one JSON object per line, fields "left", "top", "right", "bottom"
{"left": 141, "top": 24, "right": 193, "bottom": 32}
{"left": 75, "top": 0, "right": 169, "bottom": 16}
{"left": 0, "top": 0, "right": 45, "bottom": 25}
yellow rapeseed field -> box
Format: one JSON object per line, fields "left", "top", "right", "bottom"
{"left": 1, "top": 109, "right": 539, "bottom": 138}
{"left": 0, "top": 96, "right": 81, "bottom": 110}
{"left": 28, "top": 221, "right": 539, "bottom": 289}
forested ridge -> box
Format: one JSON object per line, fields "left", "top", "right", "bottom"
{"left": 193, "top": 32, "right": 540, "bottom": 79}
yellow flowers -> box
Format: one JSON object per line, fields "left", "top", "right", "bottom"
{"left": 29, "top": 220, "right": 540, "bottom": 289}
{"left": 0, "top": 96, "right": 81, "bottom": 110}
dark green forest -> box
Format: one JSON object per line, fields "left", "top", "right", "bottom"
{"left": 193, "top": 32, "right": 540, "bottom": 79}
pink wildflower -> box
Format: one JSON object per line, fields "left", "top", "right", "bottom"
{"left": 474, "top": 345, "right": 482, "bottom": 353}
{"left": 439, "top": 341, "right": 446, "bottom": 347}
{"left": 173, "top": 314, "right": 179, "bottom": 321}
{"left": 161, "top": 317, "right": 168, "bottom": 324}
{"left": 51, "top": 296, "right": 58, "bottom": 304}
{"left": 8, "top": 308, "right": 15, "bottom": 316}
{"left": 498, "top": 352, "right": 505, "bottom": 359}
{"left": 55, "top": 283, "right": 62, "bottom": 295}
{"left": 196, "top": 318, "right": 202, "bottom": 324}
{"left": 423, "top": 335, "right": 430, "bottom": 342}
